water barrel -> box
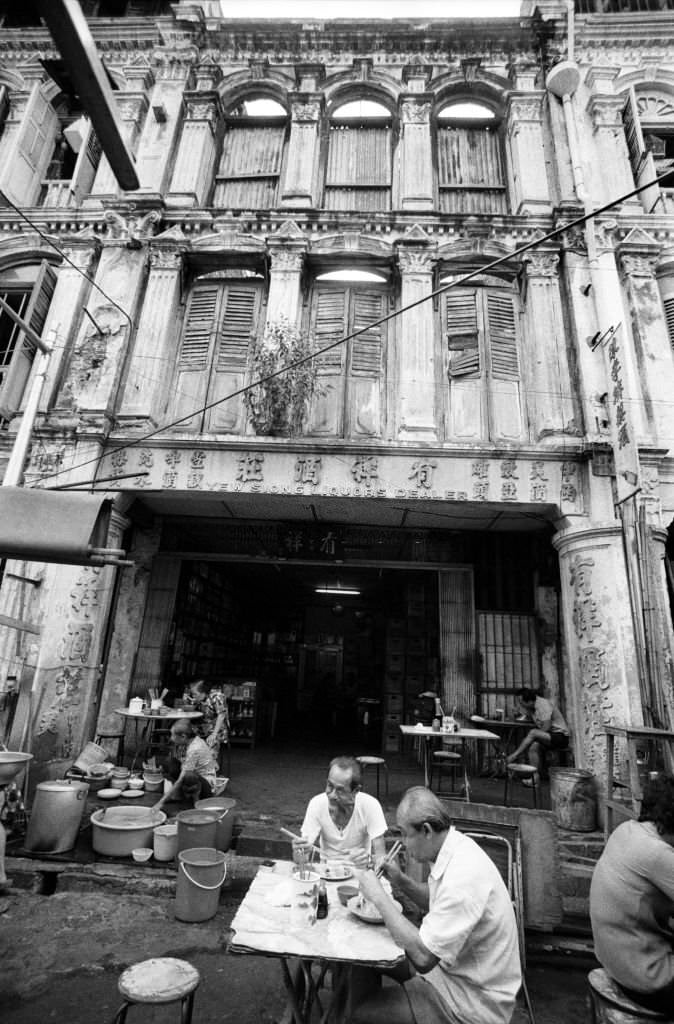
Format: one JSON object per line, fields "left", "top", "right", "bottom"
{"left": 176, "top": 809, "right": 217, "bottom": 854}
{"left": 194, "top": 797, "right": 236, "bottom": 852}
{"left": 175, "top": 847, "right": 227, "bottom": 922}
{"left": 549, "top": 768, "right": 597, "bottom": 832}
{"left": 25, "top": 779, "right": 89, "bottom": 853}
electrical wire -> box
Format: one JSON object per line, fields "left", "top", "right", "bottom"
{"left": 23, "top": 165, "right": 674, "bottom": 488}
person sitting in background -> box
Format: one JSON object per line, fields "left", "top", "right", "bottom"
{"left": 506, "top": 686, "right": 569, "bottom": 782}
{"left": 293, "top": 755, "right": 387, "bottom": 868}
{"left": 590, "top": 771, "right": 674, "bottom": 1016}
{"left": 183, "top": 677, "right": 229, "bottom": 763}
{"left": 350, "top": 786, "right": 521, "bottom": 1024}
{"left": 152, "top": 718, "right": 217, "bottom": 812}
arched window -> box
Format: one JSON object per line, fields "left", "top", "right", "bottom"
{"left": 306, "top": 268, "right": 389, "bottom": 438}
{"left": 0, "top": 261, "right": 56, "bottom": 425}
{"left": 436, "top": 100, "right": 507, "bottom": 215}
{"left": 171, "top": 271, "right": 264, "bottom": 434}
{"left": 324, "top": 99, "right": 393, "bottom": 211}
{"left": 213, "top": 97, "right": 288, "bottom": 210}
{"left": 441, "top": 275, "right": 522, "bottom": 442}
{"left": 622, "top": 87, "right": 674, "bottom": 213}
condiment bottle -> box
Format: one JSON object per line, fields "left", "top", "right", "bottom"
{"left": 316, "top": 879, "right": 328, "bottom": 919}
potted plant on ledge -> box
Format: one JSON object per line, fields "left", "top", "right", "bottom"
{"left": 244, "top": 317, "right": 324, "bottom": 436}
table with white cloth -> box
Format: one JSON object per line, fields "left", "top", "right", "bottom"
{"left": 399, "top": 724, "right": 499, "bottom": 799}
{"left": 229, "top": 860, "right": 405, "bottom": 1024}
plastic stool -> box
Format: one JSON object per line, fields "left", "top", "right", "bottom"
{"left": 504, "top": 764, "right": 538, "bottom": 808}
{"left": 588, "top": 968, "right": 673, "bottom": 1023}
{"left": 429, "top": 750, "right": 462, "bottom": 793}
{"left": 95, "top": 730, "right": 125, "bottom": 766}
{"left": 356, "top": 756, "right": 389, "bottom": 798}
{"left": 112, "top": 957, "right": 200, "bottom": 1024}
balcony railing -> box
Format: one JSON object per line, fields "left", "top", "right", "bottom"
{"left": 39, "top": 180, "right": 76, "bottom": 208}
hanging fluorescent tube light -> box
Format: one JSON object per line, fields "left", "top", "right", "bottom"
{"left": 315, "top": 588, "right": 360, "bottom": 596}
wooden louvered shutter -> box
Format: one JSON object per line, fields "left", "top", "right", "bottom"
{"left": 348, "top": 289, "right": 384, "bottom": 438}
{"left": 171, "top": 284, "right": 221, "bottom": 431}
{"left": 0, "top": 84, "right": 58, "bottom": 206}
{"left": 307, "top": 287, "right": 348, "bottom": 436}
{"left": 214, "top": 122, "right": 285, "bottom": 209}
{"left": 206, "top": 283, "right": 261, "bottom": 433}
{"left": 485, "top": 289, "right": 522, "bottom": 441}
{"left": 486, "top": 292, "right": 518, "bottom": 381}
{"left": 446, "top": 290, "right": 480, "bottom": 378}
{"left": 664, "top": 296, "right": 674, "bottom": 346}
{"left": 622, "top": 88, "right": 661, "bottom": 214}
{"left": 70, "top": 119, "right": 101, "bottom": 205}
{"left": 0, "top": 261, "right": 56, "bottom": 420}
{"left": 325, "top": 123, "right": 392, "bottom": 211}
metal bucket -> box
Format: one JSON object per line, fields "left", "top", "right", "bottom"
{"left": 25, "top": 779, "right": 89, "bottom": 853}
{"left": 549, "top": 768, "right": 597, "bottom": 832}
{"left": 73, "top": 742, "right": 107, "bottom": 775}
{"left": 175, "top": 847, "right": 227, "bottom": 922}
{"left": 194, "top": 797, "right": 236, "bottom": 852}
{"left": 176, "top": 809, "right": 217, "bottom": 854}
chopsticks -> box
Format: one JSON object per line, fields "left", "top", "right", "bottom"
{"left": 279, "top": 826, "right": 321, "bottom": 856}
{"left": 375, "top": 840, "right": 403, "bottom": 878}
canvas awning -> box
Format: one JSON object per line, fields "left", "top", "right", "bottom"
{"left": 0, "top": 487, "right": 128, "bottom": 566}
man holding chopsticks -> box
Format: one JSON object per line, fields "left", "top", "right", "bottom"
{"left": 349, "top": 787, "right": 521, "bottom": 1024}
{"left": 292, "top": 755, "right": 387, "bottom": 868}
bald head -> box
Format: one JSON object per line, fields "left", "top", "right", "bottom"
{"left": 397, "top": 786, "right": 452, "bottom": 834}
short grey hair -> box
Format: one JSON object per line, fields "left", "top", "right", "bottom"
{"left": 397, "top": 787, "right": 452, "bottom": 833}
{"left": 328, "top": 756, "right": 362, "bottom": 789}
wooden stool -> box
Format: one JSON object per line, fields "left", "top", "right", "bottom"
{"left": 588, "top": 968, "right": 673, "bottom": 1023}
{"left": 356, "top": 756, "right": 389, "bottom": 799}
{"left": 429, "top": 750, "right": 462, "bottom": 794}
{"left": 95, "top": 730, "right": 125, "bottom": 766}
{"left": 504, "top": 764, "right": 538, "bottom": 808}
{"left": 112, "top": 957, "right": 200, "bottom": 1023}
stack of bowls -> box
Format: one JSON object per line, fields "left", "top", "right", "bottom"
{"left": 110, "top": 766, "right": 130, "bottom": 791}
{"left": 143, "top": 768, "right": 164, "bottom": 792}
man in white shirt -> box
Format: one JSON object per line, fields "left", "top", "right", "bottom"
{"left": 152, "top": 719, "right": 218, "bottom": 811}
{"left": 506, "top": 686, "right": 570, "bottom": 782}
{"left": 351, "top": 786, "right": 521, "bottom": 1024}
{"left": 293, "top": 755, "right": 387, "bottom": 867}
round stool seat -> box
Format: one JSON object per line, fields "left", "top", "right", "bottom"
{"left": 588, "top": 968, "right": 672, "bottom": 1021}
{"left": 357, "top": 756, "right": 385, "bottom": 765}
{"left": 118, "top": 958, "right": 200, "bottom": 1004}
{"left": 433, "top": 751, "right": 461, "bottom": 761}
{"left": 507, "top": 763, "right": 538, "bottom": 777}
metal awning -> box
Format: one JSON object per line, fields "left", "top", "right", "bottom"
{"left": 0, "top": 487, "right": 129, "bottom": 566}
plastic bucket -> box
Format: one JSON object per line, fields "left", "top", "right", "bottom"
{"left": 175, "top": 847, "right": 227, "bottom": 922}
{"left": 549, "top": 768, "right": 597, "bottom": 832}
{"left": 73, "top": 741, "right": 107, "bottom": 774}
{"left": 153, "top": 822, "right": 178, "bottom": 862}
{"left": 176, "top": 810, "right": 217, "bottom": 854}
{"left": 194, "top": 797, "right": 236, "bottom": 852}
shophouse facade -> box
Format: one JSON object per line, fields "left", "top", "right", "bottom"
{"left": 0, "top": 0, "right": 673, "bottom": 801}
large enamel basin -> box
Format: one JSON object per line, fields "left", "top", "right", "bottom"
{"left": 90, "top": 805, "right": 167, "bottom": 857}
{"left": 0, "top": 751, "right": 33, "bottom": 785}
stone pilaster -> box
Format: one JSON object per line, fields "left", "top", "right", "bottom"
{"left": 166, "top": 90, "right": 221, "bottom": 208}
{"left": 553, "top": 522, "right": 643, "bottom": 789}
{"left": 281, "top": 95, "right": 323, "bottom": 208}
{"left": 506, "top": 92, "right": 551, "bottom": 215}
{"left": 396, "top": 245, "right": 438, "bottom": 441}
{"left": 131, "top": 58, "right": 192, "bottom": 196}
{"left": 521, "top": 251, "right": 578, "bottom": 439}
{"left": 618, "top": 244, "right": 674, "bottom": 453}
{"left": 586, "top": 92, "right": 636, "bottom": 207}
{"left": 398, "top": 97, "right": 434, "bottom": 211}
{"left": 266, "top": 240, "right": 306, "bottom": 326}
{"left": 119, "top": 246, "right": 184, "bottom": 423}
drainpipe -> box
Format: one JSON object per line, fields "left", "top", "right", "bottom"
{"left": 545, "top": 4, "right": 657, "bottom": 726}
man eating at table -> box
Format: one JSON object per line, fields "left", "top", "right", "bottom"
{"left": 350, "top": 786, "right": 521, "bottom": 1024}
{"left": 292, "top": 755, "right": 387, "bottom": 869}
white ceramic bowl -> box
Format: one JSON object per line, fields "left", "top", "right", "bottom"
{"left": 98, "top": 788, "right": 121, "bottom": 800}
{"left": 292, "top": 869, "right": 320, "bottom": 890}
{"left": 132, "top": 847, "right": 153, "bottom": 863}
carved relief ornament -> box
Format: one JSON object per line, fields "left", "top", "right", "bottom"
{"left": 522, "top": 252, "right": 560, "bottom": 277}
{"left": 619, "top": 253, "right": 658, "bottom": 279}
{"left": 184, "top": 96, "right": 218, "bottom": 122}
{"left": 149, "top": 247, "right": 184, "bottom": 271}
{"left": 507, "top": 95, "right": 544, "bottom": 122}
{"left": 401, "top": 100, "right": 431, "bottom": 124}
{"left": 269, "top": 248, "right": 305, "bottom": 272}
{"left": 103, "top": 207, "right": 161, "bottom": 243}
{"left": 291, "top": 100, "right": 320, "bottom": 121}
{"left": 116, "top": 94, "right": 149, "bottom": 124}
{"left": 398, "top": 248, "right": 435, "bottom": 274}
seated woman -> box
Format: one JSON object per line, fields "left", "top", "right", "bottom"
{"left": 152, "top": 719, "right": 217, "bottom": 811}
{"left": 182, "top": 677, "right": 230, "bottom": 771}
{"left": 590, "top": 771, "right": 674, "bottom": 1015}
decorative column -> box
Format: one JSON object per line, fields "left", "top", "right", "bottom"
{"left": 396, "top": 243, "right": 438, "bottom": 441}
{"left": 553, "top": 522, "right": 643, "bottom": 787}
{"left": 266, "top": 228, "right": 307, "bottom": 326}
{"left": 85, "top": 67, "right": 153, "bottom": 204}
{"left": 398, "top": 66, "right": 434, "bottom": 211}
{"left": 167, "top": 61, "right": 222, "bottom": 208}
{"left": 118, "top": 243, "right": 184, "bottom": 425}
{"left": 505, "top": 91, "right": 551, "bottom": 216}
{"left": 281, "top": 95, "right": 323, "bottom": 208}
{"left": 131, "top": 50, "right": 194, "bottom": 196}
{"left": 521, "top": 251, "right": 578, "bottom": 439}
{"left": 618, "top": 244, "right": 674, "bottom": 454}
{"left": 585, "top": 67, "right": 636, "bottom": 207}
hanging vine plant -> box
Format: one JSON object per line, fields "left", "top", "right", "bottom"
{"left": 243, "top": 318, "right": 325, "bottom": 436}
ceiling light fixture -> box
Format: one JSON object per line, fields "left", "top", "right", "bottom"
{"left": 315, "top": 586, "right": 361, "bottom": 596}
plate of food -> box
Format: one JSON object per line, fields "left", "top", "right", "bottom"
{"left": 347, "top": 895, "right": 402, "bottom": 924}
{"left": 318, "top": 862, "right": 353, "bottom": 881}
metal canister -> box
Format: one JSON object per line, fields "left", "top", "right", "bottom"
{"left": 25, "top": 779, "right": 89, "bottom": 854}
